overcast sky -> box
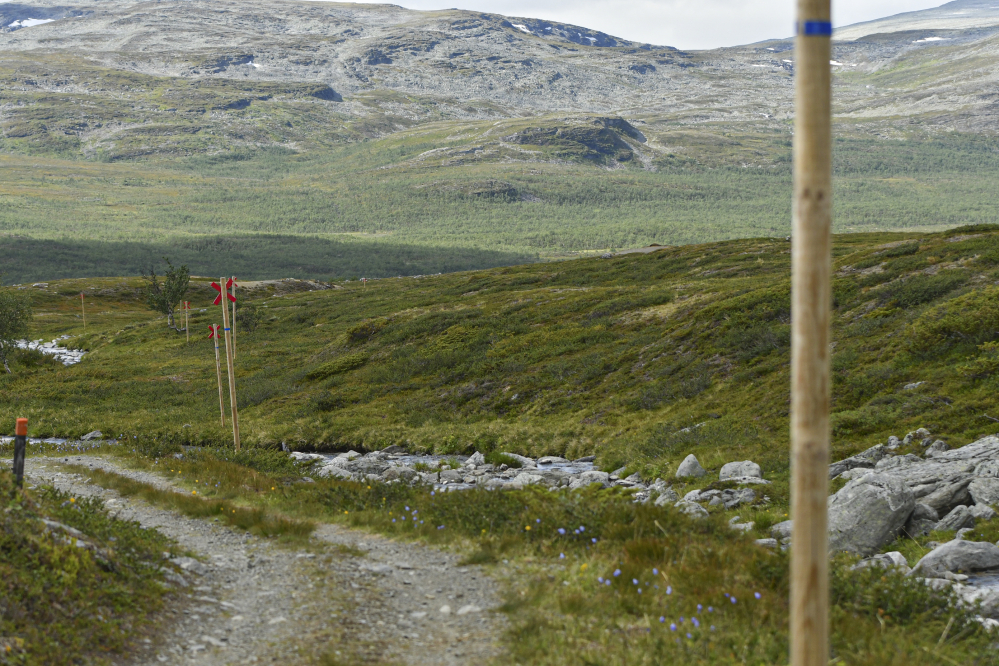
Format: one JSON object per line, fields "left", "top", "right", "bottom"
{"left": 326, "top": 0, "right": 948, "bottom": 49}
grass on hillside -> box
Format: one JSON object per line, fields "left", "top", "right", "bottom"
{"left": 0, "top": 468, "right": 176, "bottom": 665}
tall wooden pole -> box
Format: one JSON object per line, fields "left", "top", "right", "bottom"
{"left": 211, "top": 325, "right": 226, "bottom": 427}
{"left": 231, "top": 277, "right": 237, "bottom": 360}
{"left": 220, "top": 277, "right": 240, "bottom": 450}
{"left": 185, "top": 302, "right": 190, "bottom": 344}
{"left": 80, "top": 293, "right": 86, "bottom": 331}
{"left": 790, "top": 3, "right": 833, "bottom": 666}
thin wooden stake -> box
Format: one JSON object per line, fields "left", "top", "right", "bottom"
{"left": 185, "top": 302, "right": 190, "bottom": 343}
{"left": 231, "top": 277, "right": 237, "bottom": 360}
{"left": 220, "top": 277, "right": 240, "bottom": 450}
{"left": 211, "top": 325, "right": 225, "bottom": 427}
{"left": 790, "top": 2, "right": 833, "bottom": 666}
{"left": 80, "top": 293, "right": 86, "bottom": 331}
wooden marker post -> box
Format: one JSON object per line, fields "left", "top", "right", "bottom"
{"left": 790, "top": 2, "right": 833, "bottom": 666}
{"left": 230, "top": 277, "right": 237, "bottom": 360}
{"left": 184, "top": 301, "right": 191, "bottom": 343}
{"left": 213, "top": 278, "right": 240, "bottom": 450}
{"left": 208, "top": 325, "right": 226, "bottom": 426}
{"left": 13, "top": 418, "right": 27, "bottom": 487}
{"left": 80, "top": 293, "right": 86, "bottom": 331}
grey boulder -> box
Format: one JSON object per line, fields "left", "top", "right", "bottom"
{"left": 827, "top": 473, "right": 915, "bottom": 556}
{"left": 80, "top": 430, "right": 103, "bottom": 441}
{"left": 466, "top": 452, "right": 486, "bottom": 466}
{"left": 676, "top": 454, "right": 706, "bottom": 479}
{"left": 500, "top": 452, "right": 537, "bottom": 468}
{"left": 909, "top": 539, "right": 999, "bottom": 578}
{"left": 828, "top": 444, "right": 887, "bottom": 480}
{"left": 971, "top": 504, "right": 997, "bottom": 521}
{"left": 569, "top": 471, "right": 610, "bottom": 489}
{"left": 770, "top": 520, "right": 794, "bottom": 539}
{"left": 653, "top": 488, "right": 680, "bottom": 506}
{"left": 904, "top": 503, "right": 939, "bottom": 537}
{"left": 852, "top": 551, "right": 910, "bottom": 574}
{"left": 935, "top": 505, "right": 976, "bottom": 533}
{"left": 719, "top": 461, "right": 761, "bottom": 481}
{"left": 675, "top": 501, "right": 710, "bottom": 519}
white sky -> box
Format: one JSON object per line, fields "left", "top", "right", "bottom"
{"left": 320, "top": 0, "right": 949, "bottom": 49}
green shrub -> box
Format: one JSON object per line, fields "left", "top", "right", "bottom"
{"left": 306, "top": 353, "right": 369, "bottom": 380}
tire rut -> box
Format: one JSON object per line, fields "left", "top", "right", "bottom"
{"left": 20, "top": 455, "right": 506, "bottom": 666}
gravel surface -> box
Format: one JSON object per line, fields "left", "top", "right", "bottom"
{"left": 18, "top": 455, "right": 506, "bottom": 665}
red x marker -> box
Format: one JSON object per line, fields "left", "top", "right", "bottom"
{"left": 208, "top": 324, "right": 220, "bottom": 339}
{"left": 211, "top": 281, "right": 236, "bottom": 306}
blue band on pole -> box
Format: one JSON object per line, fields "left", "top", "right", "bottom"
{"left": 800, "top": 20, "right": 832, "bottom": 36}
{"left": 224, "top": 327, "right": 230, "bottom": 331}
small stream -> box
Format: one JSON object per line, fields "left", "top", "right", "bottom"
{"left": 16, "top": 336, "right": 85, "bottom": 365}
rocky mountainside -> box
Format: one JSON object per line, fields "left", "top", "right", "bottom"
{"left": 1, "top": 0, "right": 998, "bottom": 157}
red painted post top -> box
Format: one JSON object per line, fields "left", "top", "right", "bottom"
{"left": 15, "top": 418, "right": 27, "bottom": 436}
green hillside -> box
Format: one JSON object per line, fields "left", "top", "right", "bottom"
{"left": 6, "top": 227, "right": 999, "bottom": 664}
{"left": 7, "top": 225, "right": 999, "bottom": 477}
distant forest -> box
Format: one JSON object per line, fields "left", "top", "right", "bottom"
{"left": 0, "top": 236, "right": 536, "bottom": 283}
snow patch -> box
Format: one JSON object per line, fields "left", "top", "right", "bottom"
{"left": 766, "top": 47, "right": 776, "bottom": 51}
{"left": 511, "top": 23, "right": 531, "bottom": 33}
{"left": 8, "top": 18, "right": 55, "bottom": 28}
{"left": 751, "top": 64, "right": 770, "bottom": 67}
{"left": 250, "top": 62, "right": 260, "bottom": 69}
{"left": 913, "top": 36, "right": 948, "bottom": 43}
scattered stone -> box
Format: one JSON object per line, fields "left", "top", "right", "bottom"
{"left": 675, "top": 501, "right": 709, "bottom": 519}
{"left": 466, "top": 452, "right": 486, "bottom": 466}
{"left": 80, "top": 430, "right": 103, "bottom": 441}
{"left": 500, "top": 453, "right": 536, "bottom": 468}
{"left": 573, "top": 456, "right": 596, "bottom": 463}
{"left": 439, "top": 605, "right": 452, "bottom": 614}
{"left": 755, "top": 538, "right": 778, "bottom": 549}
{"left": 935, "top": 505, "right": 976, "bottom": 532}
{"left": 456, "top": 605, "right": 481, "bottom": 615}
{"left": 770, "top": 520, "right": 793, "bottom": 539}
{"left": 923, "top": 440, "right": 950, "bottom": 458}
{"left": 909, "top": 539, "right": 999, "bottom": 578}
{"left": 905, "top": 503, "right": 939, "bottom": 537}
{"left": 719, "top": 461, "right": 761, "bottom": 481}
{"left": 852, "top": 551, "right": 910, "bottom": 574}
{"left": 828, "top": 444, "right": 886, "bottom": 480}
{"left": 971, "top": 504, "right": 997, "bottom": 521}
{"left": 885, "top": 436, "right": 901, "bottom": 450}
{"left": 653, "top": 489, "right": 679, "bottom": 506}
{"left": 827, "top": 473, "right": 915, "bottom": 556}
{"left": 675, "top": 454, "right": 706, "bottom": 479}
{"left": 568, "top": 471, "right": 610, "bottom": 489}
{"left": 171, "top": 556, "right": 210, "bottom": 576}
{"left": 903, "top": 382, "right": 925, "bottom": 390}
{"left": 921, "top": 478, "right": 973, "bottom": 516}
{"left": 538, "top": 456, "right": 568, "bottom": 464}
{"left": 720, "top": 488, "right": 756, "bottom": 509}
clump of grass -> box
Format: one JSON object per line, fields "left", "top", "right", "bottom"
{"left": 66, "top": 465, "right": 315, "bottom": 544}
{"left": 0, "top": 470, "right": 173, "bottom": 664}
{"left": 442, "top": 457, "right": 462, "bottom": 470}
{"left": 412, "top": 461, "right": 432, "bottom": 472}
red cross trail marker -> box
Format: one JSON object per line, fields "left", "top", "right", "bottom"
{"left": 208, "top": 325, "right": 226, "bottom": 427}
{"left": 211, "top": 281, "right": 236, "bottom": 306}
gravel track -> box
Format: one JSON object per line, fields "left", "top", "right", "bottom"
{"left": 19, "top": 456, "right": 506, "bottom": 665}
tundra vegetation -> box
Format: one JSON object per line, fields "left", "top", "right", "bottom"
{"left": 5, "top": 226, "right": 999, "bottom": 663}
